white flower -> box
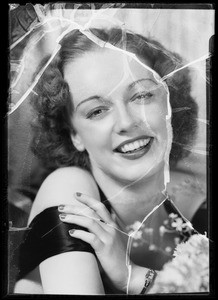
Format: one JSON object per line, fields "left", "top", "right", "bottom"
{"left": 159, "top": 225, "right": 166, "bottom": 236}
{"left": 127, "top": 229, "right": 134, "bottom": 236}
{"left": 171, "top": 217, "right": 184, "bottom": 231}
{"left": 132, "top": 230, "right": 143, "bottom": 240}
{"left": 148, "top": 234, "right": 209, "bottom": 293}
{"left": 127, "top": 221, "right": 144, "bottom": 232}
{"left": 165, "top": 246, "right": 172, "bottom": 253}
{"left": 131, "top": 221, "right": 143, "bottom": 231}
{"left": 149, "top": 244, "right": 157, "bottom": 251}
{"left": 169, "top": 213, "right": 178, "bottom": 219}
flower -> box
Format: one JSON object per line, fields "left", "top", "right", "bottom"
{"left": 171, "top": 218, "right": 184, "bottom": 231}
{"left": 132, "top": 230, "right": 142, "bottom": 240}
{"left": 127, "top": 221, "right": 144, "bottom": 232}
{"left": 148, "top": 234, "right": 209, "bottom": 293}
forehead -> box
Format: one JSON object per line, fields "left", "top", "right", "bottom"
{"left": 64, "top": 48, "right": 159, "bottom": 100}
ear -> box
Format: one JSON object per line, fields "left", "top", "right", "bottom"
{"left": 70, "top": 133, "right": 85, "bottom": 152}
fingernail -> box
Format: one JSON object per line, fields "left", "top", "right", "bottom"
{"left": 59, "top": 214, "right": 66, "bottom": 220}
{"left": 58, "top": 205, "right": 65, "bottom": 211}
{"left": 76, "top": 192, "right": 81, "bottom": 197}
{"left": 69, "top": 229, "right": 75, "bottom": 235}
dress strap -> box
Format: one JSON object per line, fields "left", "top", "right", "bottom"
{"left": 97, "top": 185, "right": 112, "bottom": 213}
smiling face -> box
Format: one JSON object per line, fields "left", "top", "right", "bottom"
{"left": 64, "top": 48, "right": 172, "bottom": 184}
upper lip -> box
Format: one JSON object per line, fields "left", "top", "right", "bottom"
{"left": 114, "top": 135, "right": 152, "bottom": 152}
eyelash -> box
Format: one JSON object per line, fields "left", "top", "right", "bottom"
{"left": 86, "top": 107, "right": 109, "bottom": 119}
{"left": 86, "top": 92, "right": 153, "bottom": 119}
{"left": 131, "top": 92, "right": 154, "bottom": 103}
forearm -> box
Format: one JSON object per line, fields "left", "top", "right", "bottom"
{"left": 127, "top": 264, "right": 157, "bottom": 295}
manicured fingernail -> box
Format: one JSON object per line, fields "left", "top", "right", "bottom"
{"left": 59, "top": 214, "right": 66, "bottom": 220}
{"left": 69, "top": 229, "right": 75, "bottom": 235}
{"left": 58, "top": 205, "right": 65, "bottom": 211}
{"left": 76, "top": 192, "right": 81, "bottom": 197}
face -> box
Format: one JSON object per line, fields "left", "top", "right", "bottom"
{"left": 64, "top": 48, "right": 172, "bottom": 184}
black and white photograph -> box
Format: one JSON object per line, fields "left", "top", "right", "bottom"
{"left": 7, "top": 2, "right": 214, "bottom": 295}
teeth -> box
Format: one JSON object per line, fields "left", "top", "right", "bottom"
{"left": 129, "top": 143, "right": 135, "bottom": 151}
{"left": 133, "top": 141, "right": 138, "bottom": 149}
{"left": 123, "top": 144, "right": 130, "bottom": 152}
{"left": 143, "top": 139, "right": 150, "bottom": 146}
{"left": 139, "top": 140, "right": 144, "bottom": 147}
{"left": 120, "top": 138, "right": 151, "bottom": 153}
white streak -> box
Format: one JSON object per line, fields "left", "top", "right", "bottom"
{"left": 161, "top": 53, "right": 211, "bottom": 81}
{"left": 8, "top": 44, "right": 61, "bottom": 115}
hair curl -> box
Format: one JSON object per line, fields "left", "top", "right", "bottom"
{"left": 31, "top": 27, "right": 198, "bottom": 172}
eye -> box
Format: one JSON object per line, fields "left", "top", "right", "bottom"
{"left": 131, "top": 92, "right": 154, "bottom": 103}
{"left": 86, "top": 107, "right": 109, "bottom": 119}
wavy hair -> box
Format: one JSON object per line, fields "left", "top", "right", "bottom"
{"left": 31, "top": 27, "right": 198, "bottom": 171}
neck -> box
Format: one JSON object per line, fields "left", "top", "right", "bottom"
{"left": 92, "top": 166, "right": 168, "bottom": 227}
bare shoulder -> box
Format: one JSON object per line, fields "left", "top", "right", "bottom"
{"left": 28, "top": 167, "right": 100, "bottom": 223}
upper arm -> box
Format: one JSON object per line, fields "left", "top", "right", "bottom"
{"left": 28, "top": 167, "right": 104, "bottom": 294}
{"left": 28, "top": 167, "right": 100, "bottom": 222}
{"left": 40, "top": 252, "right": 104, "bottom": 294}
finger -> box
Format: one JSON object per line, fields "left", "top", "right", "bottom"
{"left": 69, "top": 229, "right": 103, "bottom": 251}
{"left": 58, "top": 204, "right": 101, "bottom": 222}
{"left": 59, "top": 214, "right": 109, "bottom": 241}
{"left": 74, "top": 192, "right": 113, "bottom": 224}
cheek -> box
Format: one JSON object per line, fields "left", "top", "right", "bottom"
{"left": 76, "top": 121, "right": 112, "bottom": 150}
{"left": 141, "top": 104, "right": 168, "bottom": 132}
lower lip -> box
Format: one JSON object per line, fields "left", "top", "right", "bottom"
{"left": 116, "top": 138, "right": 154, "bottom": 160}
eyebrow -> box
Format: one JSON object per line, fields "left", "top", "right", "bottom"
{"left": 75, "top": 96, "right": 105, "bottom": 111}
{"left": 75, "top": 78, "right": 157, "bottom": 111}
{"left": 128, "top": 78, "right": 158, "bottom": 90}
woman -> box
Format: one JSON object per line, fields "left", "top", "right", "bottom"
{"left": 14, "top": 27, "right": 204, "bottom": 294}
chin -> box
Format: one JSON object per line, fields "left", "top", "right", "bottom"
{"left": 112, "top": 159, "right": 166, "bottom": 185}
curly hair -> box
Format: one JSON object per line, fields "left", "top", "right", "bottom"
{"left": 31, "top": 27, "right": 198, "bottom": 172}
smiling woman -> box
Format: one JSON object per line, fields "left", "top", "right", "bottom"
{"left": 13, "top": 25, "right": 206, "bottom": 295}
{"left": 30, "top": 28, "right": 198, "bottom": 174}
{"left": 65, "top": 47, "right": 170, "bottom": 184}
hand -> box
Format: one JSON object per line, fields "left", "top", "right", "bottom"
{"left": 58, "top": 192, "right": 131, "bottom": 292}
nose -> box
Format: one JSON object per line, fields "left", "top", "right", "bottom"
{"left": 113, "top": 104, "right": 139, "bottom": 133}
